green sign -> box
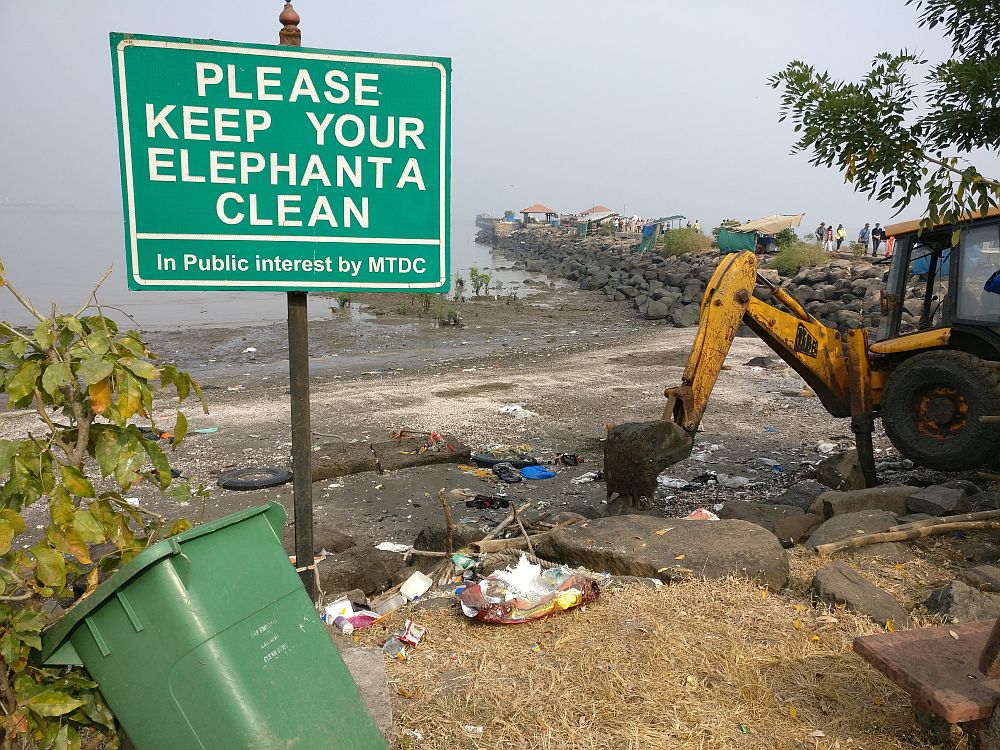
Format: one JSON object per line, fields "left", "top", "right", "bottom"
{"left": 109, "top": 33, "right": 451, "bottom": 292}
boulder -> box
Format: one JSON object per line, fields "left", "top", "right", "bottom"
{"left": 413, "top": 523, "right": 485, "bottom": 552}
{"left": 811, "top": 561, "right": 910, "bottom": 628}
{"left": 926, "top": 580, "right": 1000, "bottom": 622}
{"left": 772, "top": 480, "right": 828, "bottom": 511}
{"left": 535, "top": 516, "right": 789, "bottom": 589}
{"left": 953, "top": 539, "right": 1000, "bottom": 564}
{"left": 907, "top": 485, "right": 971, "bottom": 516}
{"left": 942, "top": 479, "right": 984, "bottom": 496}
{"left": 717, "top": 500, "right": 804, "bottom": 535}
{"left": 774, "top": 513, "right": 824, "bottom": 546}
{"left": 645, "top": 299, "right": 670, "bottom": 320}
{"left": 805, "top": 510, "right": 911, "bottom": 561}
{"left": 819, "top": 486, "right": 920, "bottom": 518}
{"left": 957, "top": 565, "right": 1000, "bottom": 594}
{"left": 671, "top": 304, "right": 700, "bottom": 327}
{"left": 816, "top": 450, "right": 866, "bottom": 491}
{"left": 317, "top": 547, "right": 407, "bottom": 597}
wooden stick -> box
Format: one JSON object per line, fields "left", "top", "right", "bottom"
{"left": 814, "top": 521, "right": 1000, "bottom": 556}
{"left": 471, "top": 533, "right": 549, "bottom": 554}
{"left": 512, "top": 503, "right": 535, "bottom": 555}
{"left": 978, "top": 471, "right": 1000, "bottom": 482}
{"left": 981, "top": 416, "right": 1000, "bottom": 424}
{"left": 478, "top": 503, "right": 528, "bottom": 544}
{"left": 888, "top": 508, "right": 1000, "bottom": 532}
{"left": 437, "top": 488, "right": 455, "bottom": 554}
{"left": 407, "top": 548, "right": 484, "bottom": 559}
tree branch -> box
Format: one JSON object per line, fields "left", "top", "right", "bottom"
{"left": 32, "top": 389, "right": 73, "bottom": 460}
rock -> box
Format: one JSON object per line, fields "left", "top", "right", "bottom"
{"left": 819, "top": 486, "right": 920, "bottom": 518}
{"left": 774, "top": 513, "right": 824, "bottom": 545}
{"left": 805, "top": 510, "right": 912, "bottom": 561}
{"left": 953, "top": 539, "right": 1000, "bottom": 564}
{"left": 772, "top": 481, "right": 828, "bottom": 511}
{"left": 744, "top": 356, "right": 783, "bottom": 369}
{"left": 645, "top": 299, "right": 670, "bottom": 320}
{"left": 970, "top": 493, "right": 1000, "bottom": 512}
{"left": 816, "top": 450, "right": 866, "bottom": 491}
{"left": 958, "top": 565, "right": 1000, "bottom": 593}
{"left": 317, "top": 547, "right": 407, "bottom": 598}
{"left": 336, "top": 647, "right": 394, "bottom": 742}
{"left": 284, "top": 522, "right": 355, "bottom": 556}
{"left": 907, "top": 485, "right": 971, "bottom": 516}
{"left": 942, "top": 479, "right": 983, "bottom": 496}
{"left": 671, "top": 304, "right": 700, "bottom": 327}
{"left": 926, "top": 580, "right": 1000, "bottom": 622}
{"left": 330, "top": 588, "right": 367, "bottom": 605}
{"left": 811, "top": 561, "right": 910, "bottom": 628}
{"left": 897, "top": 513, "right": 934, "bottom": 525}
{"left": 535, "top": 516, "right": 789, "bottom": 589}
{"left": 717, "top": 500, "right": 804, "bottom": 535}
{"left": 413, "top": 523, "right": 484, "bottom": 552}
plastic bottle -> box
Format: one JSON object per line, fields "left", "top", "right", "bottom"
{"left": 332, "top": 615, "right": 354, "bottom": 635}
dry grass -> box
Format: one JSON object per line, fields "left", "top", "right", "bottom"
{"left": 357, "top": 575, "right": 950, "bottom": 750}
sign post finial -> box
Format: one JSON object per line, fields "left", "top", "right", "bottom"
{"left": 279, "top": 2, "right": 301, "bottom": 47}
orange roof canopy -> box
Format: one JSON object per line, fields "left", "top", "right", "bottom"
{"left": 521, "top": 204, "right": 557, "bottom": 214}
{"left": 581, "top": 204, "right": 613, "bottom": 215}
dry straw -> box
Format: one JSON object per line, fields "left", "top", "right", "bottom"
{"left": 358, "top": 570, "right": 947, "bottom": 750}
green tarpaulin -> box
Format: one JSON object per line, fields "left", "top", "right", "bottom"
{"left": 717, "top": 228, "right": 757, "bottom": 254}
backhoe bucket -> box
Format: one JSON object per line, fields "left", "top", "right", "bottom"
{"left": 604, "top": 421, "right": 694, "bottom": 506}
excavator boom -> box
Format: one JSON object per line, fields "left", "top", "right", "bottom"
{"left": 605, "top": 251, "right": 869, "bottom": 505}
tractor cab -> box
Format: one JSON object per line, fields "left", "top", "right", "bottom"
{"left": 867, "top": 210, "right": 1000, "bottom": 472}
{"left": 880, "top": 209, "right": 1000, "bottom": 356}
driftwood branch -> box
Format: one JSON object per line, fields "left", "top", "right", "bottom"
{"left": 815, "top": 521, "right": 1000, "bottom": 556}
{"left": 512, "top": 502, "right": 534, "bottom": 555}
{"left": 888, "top": 508, "right": 1000, "bottom": 532}
{"left": 438, "top": 488, "right": 455, "bottom": 554}
{"left": 471, "top": 533, "right": 550, "bottom": 554}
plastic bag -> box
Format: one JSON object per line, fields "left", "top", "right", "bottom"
{"left": 459, "top": 555, "right": 598, "bottom": 624}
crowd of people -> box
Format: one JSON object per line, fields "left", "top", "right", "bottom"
{"left": 814, "top": 221, "right": 889, "bottom": 256}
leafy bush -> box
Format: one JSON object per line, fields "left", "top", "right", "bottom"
{"left": 773, "top": 228, "right": 799, "bottom": 247}
{"left": 849, "top": 241, "right": 867, "bottom": 260}
{"left": 431, "top": 301, "right": 462, "bottom": 326}
{"left": 334, "top": 292, "right": 351, "bottom": 308}
{"left": 661, "top": 227, "right": 712, "bottom": 257}
{"left": 765, "top": 242, "right": 830, "bottom": 276}
{"left": 469, "top": 267, "right": 491, "bottom": 296}
{"left": 0, "top": 264, "right": 205, "bottom": 748}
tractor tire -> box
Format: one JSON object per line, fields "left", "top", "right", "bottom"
{"left": 881, "top": 351, "right": 1000, "bottom": 471}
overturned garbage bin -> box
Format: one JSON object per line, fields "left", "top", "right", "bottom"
{"left": 39, "top": 502, "right": 388, "bottom": 750}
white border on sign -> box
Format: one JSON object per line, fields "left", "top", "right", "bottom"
{"left": 116, "top": 37, "right": 448, "bottom": 289}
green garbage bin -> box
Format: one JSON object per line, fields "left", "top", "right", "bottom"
{"left": 40, "top": 502, "right": 388, "bottom": 750}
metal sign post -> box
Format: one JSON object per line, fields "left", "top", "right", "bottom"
{"left": 107, "top": 4, "right": 451, "bottom": 601}
{"left": 278, "top": 2, "right": 314, "bottom": 599}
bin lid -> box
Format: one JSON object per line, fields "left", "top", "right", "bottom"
{"left": 39, "top": 502, "right": 285, "bottom": 665}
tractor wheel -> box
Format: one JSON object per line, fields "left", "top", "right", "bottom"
{"left": 881, "top": 351, "right": 1000, "bottom": 471}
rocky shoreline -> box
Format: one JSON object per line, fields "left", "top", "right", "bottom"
{"left": 484, "top": 226, "right": 887, "bottom": 335}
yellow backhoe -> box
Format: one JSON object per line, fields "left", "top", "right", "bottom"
{"left": 605, "top": 211, "right": 1000, "bottom": 505}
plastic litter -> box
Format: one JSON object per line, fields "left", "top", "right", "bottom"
{"left": 571, "top": 471, "right": 601, "bottom": 484}
{"left": 684, "top": 508, "right": 721, "bottom": 520}
{"left": 375, "top": 542, "right": 411, "bottom": 553}
{"left": 399, "top": 620, "right": 426, "bottom": 646}
{"left": 382, "top": 635, "right": 407, "bottom": 660}
{"left": 451, "top": 553, "right": 476, "bottom": 571}
{"left": 400, "top": 571, "right": 433, "bottom": 601}
{"left": 459, "top": 554, "right": 599, "bottom": 624}
{"left": 331, "top": 615, "right": 354, "bottom": 635}
{"left": 520, "top": 465, "right": 556, "bottom": 480}
{"left": 497, "top": 404, "right": 535, "bottom": 419}
{"left": 717, "top": 474, "right": 751, "bottom": 489}
{"left": 817, "top": 442, "right": 837, "bottom": 454}
{"left": 374, "top": 593, "right": 407, "bottom": 616}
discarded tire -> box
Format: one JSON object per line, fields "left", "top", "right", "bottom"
{"left": 881, "top": 350, "right": 1000, "bottom": 471}
{"left": 217, "top": 468, "right": 293, "bottom": 491}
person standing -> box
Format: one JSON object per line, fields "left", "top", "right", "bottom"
{"left": 824, "top": 224, "right": 834, "bottom": 252}
{"left": 693, "top": 219, "right": 701, "bottom": 232}
{"left": 858, "top": 222, "right": 871, "bottom": 252}
{"left": 815, "top": 222, "right": 826, "bottom": 244}
{"left": 871, "top": 223, "right": 885, "bottom": 256}
{"left": 835, "top": 223, "right": 846, "bottom": 250}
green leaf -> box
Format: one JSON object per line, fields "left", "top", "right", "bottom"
{"left": 59, "top": 315, "right": 84, "bottom": 334}
{"left": 0, "top": 439, "right": 19, "bottom": 475}
{"left": 0, "top": 633, "right": 22, "bottom": 666}
{"left": 77, "top": 356, "right": 113, "bottom": 386}
{"left": 0, "top": 509, "right": 26, "bottom": 536}
{"left": 32, "top": 547, "right": 67, "bottom": 588}
{"left": 6, "top": 360, "right": 40, "bottom": 402}
{"left": 72, "top": 509, "right": 105, "bottom": 545}
{"left": 94, "top": 430, "right": 120, "bottom": 478}
{"left": 173, "top": 410, "right": 188, "bottom": 449}
{"left": 61, "top": 465, "right": 95, "bottom": 498}
{"left": 0, "top": 520, "right": 14, "bottom": 556}
{"left": 168, "top": 518, "right": 192, "bottom": 536}
{"left": 11, "top": 608, "right": 44, "bottom": 634}
{"left": 142, "top": 438, "right": 172, "bottom": 488}
{"left": 33, "top": 322, "right": 53, "bottom": 350}
{"left": 118, "top": 357, "right": 159, "bottom": 381}
{"left": 22, "top": 690, "right": 84, "bottom": 718}
{"left": 41, "top": 361, "right": 72, "bottom": 398}
{"left": 50, "top": 486, "right": 75, "bottom": 527}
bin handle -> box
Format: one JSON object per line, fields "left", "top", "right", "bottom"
{"left": 167, "top": 538, "right": 192, "bottom": 590}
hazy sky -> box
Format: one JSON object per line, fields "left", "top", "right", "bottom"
{"left": 2, "top": 0, "right": 996, "bottom": 236}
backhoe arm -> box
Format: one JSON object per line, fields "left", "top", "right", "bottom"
{"left": 665, "top": 251, "right": 852, "bottom": 431}
{"left": 604, "top": 251, "right": 864, "bottom": 505}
